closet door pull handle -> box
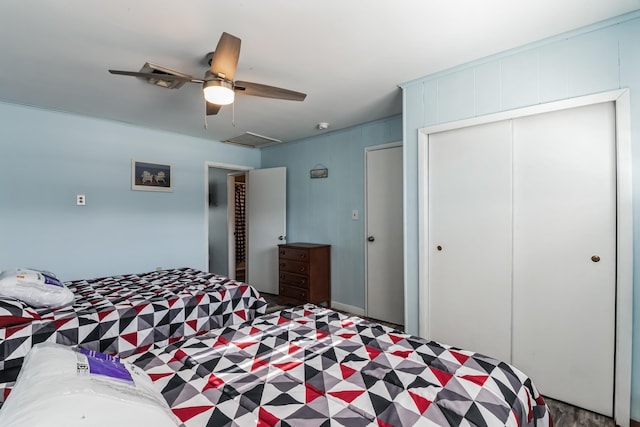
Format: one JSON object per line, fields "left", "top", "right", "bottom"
{"left": 591, "top": 255, "right": 600, "bottom": 262}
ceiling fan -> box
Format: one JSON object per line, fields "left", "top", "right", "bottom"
{"left": 109, "top": 32, "right": 307, "bottom": 116}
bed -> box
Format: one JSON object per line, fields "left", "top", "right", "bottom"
{"left": 0, "top": 267, "right": 266, "bottom": 402}
{"left": 127, "top": 304, "right": 552, "bottom": 426}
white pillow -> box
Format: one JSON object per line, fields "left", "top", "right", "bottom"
{"left": 0, "top": 342, "right": 178, "bottom": 427}
{"left": 0, "top": 268, "right": 74, "bottom": 308}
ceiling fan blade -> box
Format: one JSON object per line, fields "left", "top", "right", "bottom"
{"left": 109, "top": 70, "right": 202, "bottom": 83}
{"left": 206, "top": 102, "right": 222, "bottom": 116}
{"left": 209, "top": 32, "right": 241, "bottom": 80}
{"left": 234, "top": 81, "right": 306, "bottom": 101}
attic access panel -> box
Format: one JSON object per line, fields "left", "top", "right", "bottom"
{"left": 224, "top": 132, "right": 282, "bottom": 149}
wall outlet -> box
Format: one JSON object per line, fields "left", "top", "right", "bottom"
{"left": 352, "top": 209, "right": 359, "bottom": 220}
{"left": 76, "top": 194, "right": 86, "bottom": 206}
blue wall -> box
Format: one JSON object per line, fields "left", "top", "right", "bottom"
{"left": 0, "top": 99, "right": 402, "bottom": 311}
{"left": 0, "top": 101, "right": 260, "bottom": 281}
{"left": 401, "top": 11, "right": 640, "bottom": 419}
{"left": 3, "top": 9, "right": 638, "bottom": 413}
{"left": 261, "top": 116, "right": 402, "bottom": 310}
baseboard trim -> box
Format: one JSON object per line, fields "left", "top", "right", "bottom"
{"left": 630, "top": 419, "right": 640, "bottom": 427}
{"left": 331, "top": 301, "right": 365, "bottom": 317}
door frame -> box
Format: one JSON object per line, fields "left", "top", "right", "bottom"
{"left": 417, "top": 89, "right": 631, "bottom": 426}
{"left": 364, "top": 141, "right": 403, "bottom": 319}
{"left": 204, "top": 161, "right": 253, "bottom": 276}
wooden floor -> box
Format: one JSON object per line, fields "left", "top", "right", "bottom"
{"left": 261, "top": 293, "right": 404, "bottom": 330}
{"left": 261, "top": 294, "right": 616, "bottom": 426}
{"left": 545, "top": 398, "right": 615, "bottom": 427}
{"left": 262, "top": 292, "right": 289, "bottom": 314}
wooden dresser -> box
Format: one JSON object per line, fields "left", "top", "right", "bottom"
{"left": 278, "top": 242, "right": 331, "bottom": 307}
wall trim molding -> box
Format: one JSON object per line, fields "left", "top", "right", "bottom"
{"left": 331, "top": 301, "right": 365, "bottom": 317}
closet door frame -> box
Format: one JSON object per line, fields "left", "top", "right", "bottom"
{"left": 417, "top": 89, "right": 632, "bottom": 426}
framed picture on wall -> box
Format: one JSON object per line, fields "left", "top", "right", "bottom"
{"left": 131, "top": 160, "right": 172, "bottom": 192}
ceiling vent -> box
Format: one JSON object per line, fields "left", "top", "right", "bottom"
{"left": 224, "top": 132, "right": 283, "bottom": 149}
{"left": 138, "top": 62, "right": 192, "bottom": 89}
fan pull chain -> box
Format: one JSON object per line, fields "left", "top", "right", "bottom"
{"left": 232, "top": 101, "right": 236, "bottom": 127}
{"left": 204, "top": 101, "right": 208, "bottom": 129}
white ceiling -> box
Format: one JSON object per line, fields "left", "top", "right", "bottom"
{"left": 1, "top": 1, "right": 638, "bottom": 145}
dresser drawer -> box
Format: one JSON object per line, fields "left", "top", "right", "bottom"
{"left": 278, "top": 247, "right": 309, "bottom": 262}
{"left": 278, "top": 242, "right": 331, "bottom": 308}
{"left": 279, "top": 259, "right": 308, "bottom": 274}
{"left": 279, "top": 272, "right": 308, "bottom": 288}
{"left": 279, "top": 284, "right": 307, "bottom": 301}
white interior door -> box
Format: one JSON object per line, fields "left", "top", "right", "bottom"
{"left": 366, "top": 145, "right": 404, "bottom": 325}
{"left": 511, "top": 102, "right": 616, "bottom": 416}
{"left": 428, "top": 121, "right": 513, "bottom": 362}
{"left": 246, "top": 167, "right": 286, "bottom": 294}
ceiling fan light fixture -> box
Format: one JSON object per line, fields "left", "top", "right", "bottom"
{"left": 110, "top": 32, "right": 306, "bottom": 118}
{"left": 203, "top": 80, "right": 235, "bottom": 105}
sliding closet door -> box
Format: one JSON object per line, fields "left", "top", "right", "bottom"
{"left": 511, "top": 102, "right": 616, "bottom": 416}
{"left": 428, "top": 121, "right": 513, "bottom": 362}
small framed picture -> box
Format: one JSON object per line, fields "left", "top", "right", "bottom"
{"left": 132, "top": 160, "right": 172, "bottom": 192}
{"left": 310, "top": 168, "right": 328, "bottom": 179}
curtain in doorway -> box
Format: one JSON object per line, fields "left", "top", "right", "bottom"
{"left": 235, "top": 183, "right": 246, "bottom": 264}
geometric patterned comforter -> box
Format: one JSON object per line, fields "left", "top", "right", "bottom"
{"left": 128, "top": 304, "right": 552, "bottom": 427}
{"left": 0, "top": 267, "right": 266, "bottom": 402}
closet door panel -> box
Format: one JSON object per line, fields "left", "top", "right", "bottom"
{"left": 428, "top": 121, "right": 512, "bottom": 362}
{"left": 512, "top": 102, "right": 616, "bottom": 416}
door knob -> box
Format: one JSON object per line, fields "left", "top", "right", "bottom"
{"left": 591, "top": 255, "right": 600, "bottom": 262}
{"left": 367, "top": 236, "right": 375, "bottom": 242}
